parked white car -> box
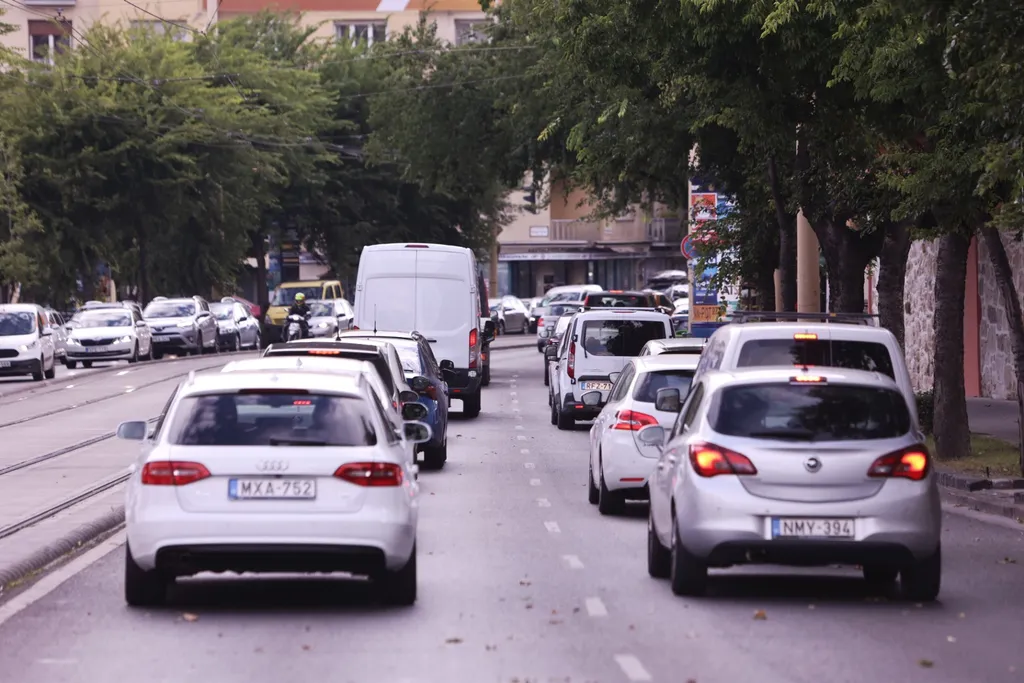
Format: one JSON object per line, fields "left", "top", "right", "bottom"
{"left": 549, "top": 308, "right": 673, "bottom": 429}
{"left": 118, "top": 368, "right": 431, "bottom": 607}
{"left": 588, "top": 355, "right": 700, "bottom": 514}
{"left": 0, "top": 304, "right": 57, "bottom": 381}
{"left": 638, "top": 338, "right": 706, "bottom": 357}
{"left": 64, "top": 307, "right": 153, "bottom": 368}
{"left": 639, "top": 367, "right": 941, "bottom": 600}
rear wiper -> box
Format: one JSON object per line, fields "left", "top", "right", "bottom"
{"left": 269, "top": 437, "right": 328, "bottom": 446}
{"left": 745, "top": 428, "right": 815, "bottom": 440}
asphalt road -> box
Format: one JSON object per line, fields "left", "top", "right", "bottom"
{"left": 1, "top": 347, "right": 1023, "bottom": 683}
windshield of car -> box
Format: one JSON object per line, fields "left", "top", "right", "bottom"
{"left": 380, "top": 340, "right": 422, "bottom": 375}
{"left": 711, "top": 383, "right": 911, "bottom": 441}
{"left": 210, "top": 304, "right": 234, "bottom": 321}
{"left": 633, "top": 370, "right": 695, "bottom": 403}
{"left": 271, "top": 286, "right": 321, "bottom": 306}
{"left": 545, "top": 291, "right": 584, "bottom": 305}
{"left": 167, "top": 392, "right": 378, "bottom": 446}
{"left": 736, "top": 339, "right": 896, "bottom": 379}
{"left": 584, "top": 293, "right": 649, "bottom": 308}
{"left": 580, "top": 319, "right": 668, "bottom": 356}
{"left": 0, "top": 311, "right": 36, "bottom": 336}
{"left": 555, "top": 315, "right": 574, "bottom": 335}
{"left": 547, "top": 303, "right": 582, "bottom": 319}
{"left": 75, "top": 311, "right": 133, "bottom": 328}
{"left": 309, "top": 302, "right": 335, "bottom": 317}
{"left": 144, "top": 302, "right": 195, "bottom": 318}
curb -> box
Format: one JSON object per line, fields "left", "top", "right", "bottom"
{"left": 941, "top": 489, "right": 1024, "bottom": 524}
{"left": 0, "top": 505, "right": 125, "bottom": 590}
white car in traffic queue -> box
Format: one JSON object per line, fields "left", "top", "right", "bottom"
{"left": 638, "top": 337, "right": 706, "bottom": 357}
{"left": 638, "top": 366, "right": 942, "bottom": 601}
{"left": 0, "top": 304, "right": 57, "bottom": 381}
{"left": 587, "top": 355, "right": 700, "bottom": 515}
{"left": 64, "top": 307, "right": 154, "bottom": 368}
{"left": 220, "top": 355, "right": 426, "bottom": 464}
{"left": 118, "top": 368, "right": 432, "bottom": 607}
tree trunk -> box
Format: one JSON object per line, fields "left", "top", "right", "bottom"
{"left": 252, "top": 230, "right": 269, "bottom": 317}
{"left": 137, "top": 229, "right": 149, "bottom": 306}
{"left": 816, "top": 218, "right": 885, "bottom": 313}
{"left": 932, "top": 230, "right": 972, "bottom": 461}
{"left": 877, "top": 219, "right": 912, "bottom": 350}
{"left": 756, "top": 267, "right": 776, "bottom": 311}
{"left": 767, "top": 156, "right": 796, "bottom": 310}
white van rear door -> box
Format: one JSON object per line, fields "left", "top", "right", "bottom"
{"left": 415, "top": 250, "right": 472, "bottom": 369}
{"left": 356, "top": 249, "right": 418, "bottom": 331}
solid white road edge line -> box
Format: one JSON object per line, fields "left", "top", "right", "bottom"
{"left": 614, "top": 654, "right": 653, "bottom": 682}
{"left": 0, "top": 530, "right": 125, "bottom": 628}
{"left": 585, "top": 597, "right": 608, "bottom": 617}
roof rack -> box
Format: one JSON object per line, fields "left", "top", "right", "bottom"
{"left": 728, "top": 311, "right": 879, "bottom": 326}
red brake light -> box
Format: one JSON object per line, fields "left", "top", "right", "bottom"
{"left": 611, "top": 409, "right": 658, "bottom": 431}
{"left": 469, "top": 327, "right": 479, "bottom": 368}
{"left": 537, "top": 316, "right": 544, "bottom": 327}
{"left": 567, "top": 341, "right": 576, "bottom": 379}
{"left": 791, "top": 375, "right": 825, "bottom": 383}
{"left": 307, "top": 349, "right": 342, "bottom": 356}
{"left": 141, "top": 461, "right": 211, "bottom": 486}
{"left": 867, "top": 445, "right": 930, "bottom": 481}
{"left": 293, "top": 400, "right": 312, "bottom": 405}
{"left": 352, "top": 325, "right": 360, "bottom": 330}
{"left": 334, "top": 462, "right": 403, "bottom": 487}
{"left": 688, "top": 443, "right": 757, "bottom": 477}
{"left": 794, "top": 333, "right": 818, "bottom": 340}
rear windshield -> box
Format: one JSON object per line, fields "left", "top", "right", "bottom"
{"left": 736, "top": 339, "right": 895, "bottom": 379}
{"left": 633, "top": 370, "right": 695, "bottom": 403}
{"left": 546, "top": 303, "right": 581, "bottom": 319}
{"left": 167, "top": 393, "right": 378, "bottom": 446}
{"left": 581, "top": 319, "right": 668, "bottom": 356}
{"left": 660, "top": 347, "right": 702, "bottom": 355}
{"left": 711, "top": 383, "right": 911, "bottom": 441}
{"left": 264, "top": 349, "right": 396, "bottom": 394}
{"left": 555, "top": 316, "right": 573, "bottom": 335}
{"left": 584, "top": 293, "right": 649, "bottom": 308}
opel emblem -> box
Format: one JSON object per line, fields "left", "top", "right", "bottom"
{"left": 256, "top": 460, "right": 289, "bottom": 472}
{"left": 804, "top": 456, "right": 822, "bottom": 473}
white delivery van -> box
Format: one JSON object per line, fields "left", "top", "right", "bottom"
{"left": 354, "top": 243, "right": 484, "bottom": 417}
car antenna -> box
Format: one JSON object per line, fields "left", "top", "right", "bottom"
{"left": 373, "top": 305, "right": 378, "bottom": 334}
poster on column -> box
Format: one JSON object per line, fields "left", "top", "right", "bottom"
{"left": 688, "top": 190, "right": 719, "bottom": 307}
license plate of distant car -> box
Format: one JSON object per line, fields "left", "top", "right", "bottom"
{"left": 229, "top": 478, "right": 316, "bottom": 500}
{"left": 154, "top": 335, "right": 172, "bottom": 342}
{"left": 86, "top": 347, "right": 108, "bottom": 353}
{"left": 581, "top": 381, "right": 613, "bottom": 391}
{"left": 772, "top": 518, "right": 854, "bottom": 538}
{"left": 0, "top": 361, "right": 10, "bottom": 368}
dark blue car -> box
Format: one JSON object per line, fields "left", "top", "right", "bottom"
{"left": 337, "top": 330, "right": 451, "bottom": 471}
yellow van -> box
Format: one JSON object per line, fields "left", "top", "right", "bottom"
{"left": 264, "top": 280, "right": 344, "bottom": 342}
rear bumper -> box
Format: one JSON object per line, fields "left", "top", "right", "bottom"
{"left": 600, "top": 431, "right": 658, "bottom": 492}
{"left": 674, "top": 477, "right": 942, "bottom": 565}
{"left": 154, "top": 543, "right": 392, "bottom": 577}
{"left": 447, "top": 367, "right": 482, "bottom": 397}
{"left": 561, "top": 394, "right": 603, "bottom": 420}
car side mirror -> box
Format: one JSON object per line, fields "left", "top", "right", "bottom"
{"left": 655, "top": 388, "right": 682, "bottom": 413}
{"left": 116, "top": 420, "right": 148, "bottom": 441}
{"left": 544, "top": 345, "right": 557, "bottom": 359}
{"left": 637, "top": 424, "right": 666, "bottom": 447}
{"left": 410, "top": 376, "right": 431, "bottom": 393}
{"left": 439, "top": 359, "right": 456, "bottom": 373}
{"left": 399, "top": 389, "right": 419, "bottom": 404}
{"left": 40, "top": 327, "right": 52, "bottom": 336}
{"left": 483, "top": 320, "right": 496, "bottom": 342}
{"left": 403, "top": 421, "right": 433, "bottom": 444}
{"left": 608, "top": 371, "right": 621, "bottom": 384}
{"left": 136, "top": 320, "right": 147, "bottom": 327}
{"left": 401, "top": 402, "right": 428, "bottom": 421}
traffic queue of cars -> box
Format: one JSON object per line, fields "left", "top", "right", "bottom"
{"left": 542, "top": 303, "right": 942, "bottom": 602}
{"left": 115, "top": 243, "right": 495, "bottom": 607}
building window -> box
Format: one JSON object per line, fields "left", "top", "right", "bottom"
{"left": 335, "top": 22, "right": 387, "bottom": 46}
{"left": 28, "top": 20, "right": 72, "bottom": 65}
{"left": 455, "top": 19, "right": 487, "bottom": 46}
{"left": 129, "top": 20, "right": 190, "bottom": 42}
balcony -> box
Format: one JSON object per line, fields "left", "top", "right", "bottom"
{"left": 647, "top": 218, "right": 683, "bottom": 246}
{"left": 548, "top": 220, "right": 601, "bottom": 242}
{"left": 23, "top": 0, "right": 75, "bottom": 5}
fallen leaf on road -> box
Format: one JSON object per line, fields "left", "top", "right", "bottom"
{"left": 958, "top": 612, "right": 966, "bottom": 619}
{"left": 302, "top": 645, "right": 311, "bottom": 651}
{"left": 485, "top": 644, "right": 497, "bottom": 651}
{"left": 446, "top": 637, "right": 463, "bottom": 644}
{"left": 254, "top": 648, "right": 263, "bottom": 653}
{"left": 551, "top": 609, "right": 558, "bottom": 615}
{"left": 686, "top": 679, "right": 697, "bottom": 683}
{"left": 573, "top": 607, "right": 581, "bottom": 614}
{"left": 998, "top": 557, "right": 1016, "bottom": 564}
{"left": 182, "top": 613, "right": 199, "bottom": 622}
{"left": 519, "top": 580, "right": 531, "bottom": 586}
{"left": 525, "top": 604, "right": 534, "bottom": 610}
{"left": 947, "top": 636, "right": 956, "bottom": 643}
{"left": 629, "top": 624, "right": 635, "bottom": 630}
{"left": 753, "top": 610, "right": 767, "bottom": 620}
{"left": 549, "top": 619, "right": 563, "bottom": 625}
{"left": 918, "top": 659, "right": 934, "bottom": 668}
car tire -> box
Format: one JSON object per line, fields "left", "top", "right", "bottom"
{"left": 521, "top": 321, "right": 529, "bottom": 334}
{"left": 232, "top": 334, "right": 241, "bottom": 353}
{"left": 82, "top": 361, "right": 93, "bottom": 369}
{"left": 550, "top": 401, "right": 557, "bottom": 425}
{"left": 481, "top": 362, "right": 490, "bottom": 387}
{"left": 647, "top": 509, "right": 671, "bottom": 579}
{"left": 31, "top": 359, "right": 44, "bottom": 382}
{"left": 462, "top": 391, "right": 481, "bottom": 418}
{"left": 422, "top": 440, "right": 447, "bottom": 470}
{"left": 66, "top": 360, "right": 77, "bottom": 369}
{"left": 543, "top": 366, "right": 549, "bottom": 386}
{"left": 863, "top": 565, "right": 898, "bottom": 589}
{"left": 597, "top": 459, "right": 625, "bottom": 515}
{"left": 128, "top": 344, "right": 139, "bottom": 364}
{"left": 588, "top": 462, "right": 599, "bottom": 505}
{"left": 498, "top": 320, "right": 505, "bottom": 336}
{"left": 556, "top": 405, "right": 573, "bottom": 431}
{"left": 900, "top": 544, "right": 941, "bottom": 602}
{"left": 379, "top": 544, "right": 417, "bottom": 606}
{"left": 252, "top": 330, "right": 262, "bottom": 350}
{"left": 670, "top": 519, "right": 708, "bottom": 597}
{"left": 193, "top": 333, "right": 204, "bottom": 356}
{"left": 124, "top": 543, "right": 169, "bottom": 607}
{"left": 43, "top": 360, "right": 55, "bottom": 380}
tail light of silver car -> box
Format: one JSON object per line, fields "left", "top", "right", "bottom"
{"left": 611, "top": 409, "right": 658, "bottom": 431}
{"left": 334, "top": 462, "right": 404, "bottom": 487}
{"left": 866, "top": 445, "right": 930, "bottom": 481}
{"left": 688, "top": 442, "right": 757, "bottom": 477}
{"left": 141, "top": 461, "right": 211, "bottom": 486}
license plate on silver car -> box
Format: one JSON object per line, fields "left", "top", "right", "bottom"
{"left": 581, "top": 381, "right": 612, "bottom": 391}
{"left": 0, "top": 361, "right": 10, "bottom": 368}
{"left": 229, "top": 478, "right": 316, "bottom": 500}
{"left": 772, "top": 518, "right": 854, "bottom": 538}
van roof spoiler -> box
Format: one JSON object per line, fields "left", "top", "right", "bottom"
{"left": 729, "top": 311, "right": 879, "bottom": 326}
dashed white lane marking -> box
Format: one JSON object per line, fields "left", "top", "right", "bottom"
{"left": 537, "top": 498, "right": 551, "bottom": 507}
{"left": 530, "top": 478, "right": 541, "bottom": 486}
{"left": 516, "top": 435, "right": 527, "bottom": 441}
{"left": 513, "top": 374, "right": 519, "bottom": 378}
{"left": 510, "top": 391, "right": 517, "bottom": 397}
{"left": 544, "top": 521, "right": 561, "bottom": 533}
{"left": 125, "top": 386, "right": 135, "bottom": 393}
{"left": 37, "top": 659, "right": 78, "bottom": 665}
{"left": 614, "top": 654, "right": 653, "bottom": 682}
{"left": 514, "top": 425, "right": 524, "bottom": 430}
{"left": 563, "top": 554, "right": 584, "bottom": 569}
{"left": 64, "top": 385, "right": 75, "bottom": 389}
{"left": 585, "top": 597, "right": 608, "bottom": 617}
{"left": 513, "top": 407, "right": 521, "bottom": 412}
{"left": 524, "top": 462, "right": 536, "bottom": 469}
{"left": 520, "top": 448, "right": 530, "bottom": 454}
{"left": 116, "top": 370, "right": 130, "bottom": 376}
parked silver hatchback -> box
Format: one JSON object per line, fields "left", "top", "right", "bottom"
{"left": 639, "top": 366, "right": 941, "bottom": 601}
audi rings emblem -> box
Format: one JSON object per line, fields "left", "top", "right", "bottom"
{"left": 256, "top": 460, "right": 289, "bottom": 472}
{"left": 804, "top": 456, "right": 822, "bottom": 473}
